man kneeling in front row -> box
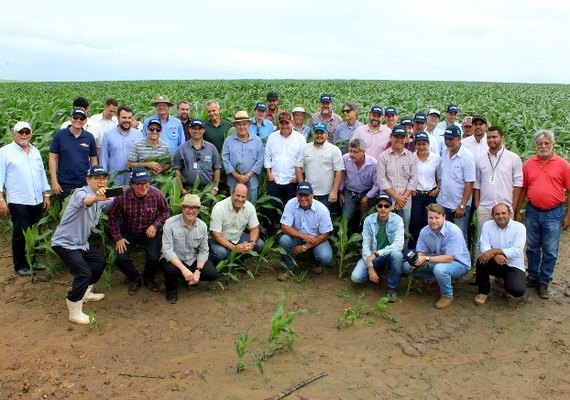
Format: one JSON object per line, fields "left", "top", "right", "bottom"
{"left": 474, "top": 203, "right": 526, "bottom": 305}
{"left": 351, "top": 194, "right": 404, "bottom": 302}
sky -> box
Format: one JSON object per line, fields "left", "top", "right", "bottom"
{"left": 1, "top": 0, "right": 568, "bottom": 84}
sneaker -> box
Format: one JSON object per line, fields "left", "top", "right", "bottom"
{"left": 565, "top": 286, "right": 570, "bottom": 298}
{"left": 144, "top": 280, "right": 160, "bottom": 292}
{"left": 537, "top": 284, "right": 550, "bottom": 299}
{"left": 128, "top": 279, "right": 142, "bottom": 295}
{"left": 277, "top": 270, "right": 290, "bottom": 282}
{"left": 166, "top": 291, "right": 177, "bottom": 304}
{"left": 15, "top": 268, "right": 32, "bottom": 276}
{"left": 474, "top": 293, "right": 489, "bottom": 306}
{"left": 312, "top": 265, "right": 323, "bottom": 274}
{"left": 386, "top": 288, "right": 398, "bottom": 303}
{"left": 434, "top": 296, "right": 454, "bottom": 309}
{"left": 526, "top": 277, "right": 539, "bottom": 288}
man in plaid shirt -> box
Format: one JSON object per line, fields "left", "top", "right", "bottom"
{"left": 108, "top": 167, "right": 170, "bottom": 294}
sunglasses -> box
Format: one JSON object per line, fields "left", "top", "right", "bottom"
{"left": 72, "top": 115, "right": 86, "bottom": 121}
{"left": 17, "top": 130, "right": 32, "bottom": 135}
{"left": 376, "top": 204, "right": 391, "bottom": 209}
{"left": 148, "top": 127, "right": 162, "bottom": 132}
{"left": 342, "top": 109, "right": 352, "bottom": 113}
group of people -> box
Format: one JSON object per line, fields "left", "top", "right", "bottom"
{"left": 1, "top": 90, "right": 570, "bottom": 325}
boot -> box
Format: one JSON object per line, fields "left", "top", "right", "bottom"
{"left": 83, "top": 284, "right": 105, "bottom": 302}
{"left": 66, "top": 298, "right": 90, "bottom": 325}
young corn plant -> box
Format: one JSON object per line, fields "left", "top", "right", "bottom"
{"left": 247, "top": 234, "right": 281, "bottom": 276}
{"left": 330, "top": 215, "right": 362, "bottom": 279}
{"left": 369, "top": 297, "right": 400, "bottom": 323}
{"left": 337, "top": 293, "right": 367, "bottom": 328}
{"left": 23, "top": 224, "right": 51, "bottom": 282}
{"left": 235, "top": 324, "right": 258, "bottom": 373}
{"left": 216, "top": 247, "right": 250, "bottom": 283}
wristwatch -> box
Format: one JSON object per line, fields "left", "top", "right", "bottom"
{"left": 425, "top": 256, "right": 430, "bottom": 262}
{"left": 459, "top": 204, "right": 466, "bottom": 210}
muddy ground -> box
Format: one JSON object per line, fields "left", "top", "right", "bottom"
{"left": 1, "top": 231, "right": 569, "bottom": 400}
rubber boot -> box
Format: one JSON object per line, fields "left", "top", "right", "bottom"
{"left": 66, "top": 298, "right": 90, "bottom": 325}
{"left": 83, "top": 284, "right": 105, "bottom": 302}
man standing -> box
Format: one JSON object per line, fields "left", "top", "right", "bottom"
{"left": 384, "top": 106, "right": 399, "bottom": 130}
{"left": 265, "top": 91, "right": 285, "bottom": 123}
{"left": 60, "top": 97, "right": 103, "bottom": 151}
{"left": 173, "top": 119, "right": 221, "bottom": 195}
{"left": 100, "top": 105, "right": 143, "bottom": 185}
{"left": 311, "top": 93, "right": 342, "bottom": 133}
{"left": 90, "top": 98, "right": 118, "bottom": 135}
{"left": 437, "top": 125, "right": 475, "bottom": 242}
{"left": 295, "top": 123, "right": 345, "bottom": 211}
{"left": 351, "top": 194, "right": 404, "bottom": 301}
{"left": 249, "top": 102, "right": 274, "bottom": 143}
{"left": 51, "top": 165, "right": 113, "bottom": 325}
{"left": 352, "top": 105, "right": 392, "bottom": 160}
{"left": 209, "top": 183, "right": 264, "bottom": 264}
{"left": 127, "top": 119, "right": 172, "bottom": 175}
{"left": 177, "top": 101, "right": 192, "bottom": 141}
{"left": 332, "top": 102, "right": 363, "bottom": 152}
{"left": 108, "top": 167, "right": 169, "bottom": 295}
{"left": 377, "top": 125, "right": 417, "bottom": 245}
{"left": 436, "top": 103, "right": 462, "bottom": 134}
{"left": 473, "top": 126, "right": 523, "bottom": 235}
{"left": 461, "top": 116, "right": 474, "bottom": 138}
{"left": 278, "top": 182, "right": 334, "bottom": 280}
{"left": 514, "top": 129, "right": 570, "bottom": 299}
{"left": 462, "top": 114, "right": 489, "bottom": 158}
{"left": 160, "top": 194, "right": 218, "bottom": 304}
{"left": 404, "top": 204, "right": 471, "bottom": 309}
{"left": 474, "top": 204, "right": 526, "bottom": 305}
{"left": 142, "top": 95, "right": 184, "bottom": 154}
{"left": 0, "top": 121, "right": 51, "bottom": 276}
{"left": 426, "top": 108, "right": 443, "bottom": 154}
{"left": 339, "top": 138, "right": 379, "bottom": 231}
{"left": 291, "top": 106, "right": 311, "bottom": 140}
{"left": 204, "top": 100, "right": 232, "bottom": 154}
{"left": 222, "top": 112, "right": 264, "bottom": 202}
{"left": 49, "top": 108, "right": 98, "bottom": 200}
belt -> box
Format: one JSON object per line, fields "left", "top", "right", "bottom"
{"left": 415, "top": 188, "right": 437, "bottom": 196}
{"left": 529, "top": 202, "right": 563, "bottom": 212}
{"left": 346, "top": 189, "right": 368, "bottom": 199}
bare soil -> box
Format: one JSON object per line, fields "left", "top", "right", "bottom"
{"left": 1, "top": 231, "right": 569, "bottom": 400}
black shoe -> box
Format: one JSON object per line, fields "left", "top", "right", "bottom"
{"left": 144, "top": 280, "right": 160, "bottom": 292}
{"left": 128, "top": 279, "right": 142, "bottom": 295}
{"left": 15, "top": 268, "right": 32, "bottom": 276}
{"left": 527, "top": 278, "right": 539, "bottom": 288}
{"left": 166, "top": 291, "right": 177, "bottom": 304}
{"left": 386, "top": 288, "right": 398, "bottom": 303}
{"left": 537, "top": 284, "right": 550, "bottom": 299}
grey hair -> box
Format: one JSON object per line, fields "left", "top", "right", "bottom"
{"left": 343, "top": 102, "right": 358, "bottom": 111}
{"left": 348, "top": 137, "right": 367, "bottom": 151}
{"left": 534, "top": 129, "right": 555, "bottom": 146}
{"left": 206, "top": 100, "right": 220, "bottom": 108}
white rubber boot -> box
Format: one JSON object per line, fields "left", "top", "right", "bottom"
{"left": 83, "top": 284, "right": 105, "bottom": 302}
{"left": 66, "top": 298, "right": 90, "bottom": 325}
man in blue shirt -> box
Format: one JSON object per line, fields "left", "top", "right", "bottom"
{"left": 142, "top": 95, "right": 184, "bottom": 154}
{"left": 278, "top": 182, "right": 334, "bottom": 281}
{"left": 0, "top": 121, "right": 51, "bottom": 276}
{"left": 351, "top": 194, "right": 404, "bottom": 301}
{"left": 404, "top": 203, "right": 471, "bottom": 309}
{"left": 249, "top": 102, "right": 274, "bottom": 143}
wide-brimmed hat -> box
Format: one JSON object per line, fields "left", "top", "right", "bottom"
{"left": 179, "top": 194, "right": 202, "bottom": 207}
{"left": 151, "top": 95, "right": 173, "bottom": 106}
{"left": 233, "top": 111, "right": 251, "bottom": 124}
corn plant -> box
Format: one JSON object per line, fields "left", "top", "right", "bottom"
{"left": 235, "top": 324, "right": 257, "bottom": 373}
{"left": 23, "top": 224, "right": 52, "bottom": 282}
{"left": 246, "top": 233, "right": 281, "bottom": 276}
{"left": 330, "top": 215, "right": 362, "bottom": 279}
{"left": 369, "top": 297, "right": 400, "bottom": 323}
{"left": 88, "top": 308, "right": 98, "bottom": 330}
{"left": 337, "top": 293, "right": 367, "bottom": 328}
{"left": 216, "top": 247, "right": 250, "bottom": 283}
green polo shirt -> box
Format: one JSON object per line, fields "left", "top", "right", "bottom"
{"left": 204, "top": 119, "right": 232, "bottom": 153}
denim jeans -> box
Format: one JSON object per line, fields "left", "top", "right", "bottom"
{"left": 279, "top": 234, "right": 333, "bottom": 270}
{"left": 444, "top": 206, "right": 471, "bottom": 244}
{"left": 394, "top": 202, "right": 411, "bottom": 248}
{"left": 403, "top": 260, "right": 470, "bottom": 297}
{"left": 115, "top": 231, "right": 162, "bottom": 282}
{"left": 409, "top": 194, "right": 436, "bottom": 249}
{"left": 8, "top": 203, "right": 44, "bottom": 271}
{"left": 351, "top": 250, "right": 403, "bottom": 289}
{"left": 209, "top": 232, "right": 265, "bottom": 264}
{"left": 314, "top": 194, "right": 339, "bottom": 215}
{"left": 525, "top": 203, "right": 564, "bottom": 285}
{"left": 341, "top": 189, "right": 377, "bottom": 232}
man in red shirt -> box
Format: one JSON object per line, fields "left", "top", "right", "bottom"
{"left": 514, "top": 129, "right": 570, "bottom": 299}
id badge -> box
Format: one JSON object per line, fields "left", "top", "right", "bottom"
{"left": 489, "top": 175, "right": 495, "bottom": 184}
{"left": 193, "top": 162, "right": 198, "bottom": 169}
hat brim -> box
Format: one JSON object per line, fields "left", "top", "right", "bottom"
{"left": 233, "top": 118, "right": 251, "bottom": 124}
{"left": 152, "top": 101, "right": 173, "bottom": 106}
{"left": 296, "top": 190, "right": 313, "bottom": 195}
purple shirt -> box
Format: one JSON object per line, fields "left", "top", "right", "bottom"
{"left": 339, "top": 153, "right": 380, "bottom": 198}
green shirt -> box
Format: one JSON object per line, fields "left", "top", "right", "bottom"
{"left": 375, "top": 219, "right": 389, "bottom": 251}
{"left": 204, "top": 119, "right": 232, "bottom": 153}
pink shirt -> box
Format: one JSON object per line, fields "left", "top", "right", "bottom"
{"left": 352, "top": 125, "right": 392, "bottom": 160}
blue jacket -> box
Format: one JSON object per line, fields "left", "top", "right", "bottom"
{"left": 361, "top": 212, "right": 404, "bottom": 259}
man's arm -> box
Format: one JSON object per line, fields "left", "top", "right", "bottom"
{"left": 48, "top": 152, "right": 62, "bottom": 195}
{"left": 294, "top": 166, "right": 304, "bottom": 184}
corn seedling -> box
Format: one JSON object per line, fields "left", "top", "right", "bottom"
{"left": 247, "top": 233, "right": 280, "bottom": 276}
{"left": 336, "top": 289, "right": 352, "bottom": 298}
{"left": 289, "top": 270, "right": 310, "bottom": 284}
{"left": 369, "top": 297, "right": 400, "bottom": 323}
{"left": 235, "top": 324, "right": 258, "bottom": 373}
{"left": 330, "top": 215, "right": 362, "bottom": 279}
{"left": 216, "top": 247, "right": 250, "bottom": 283}
{"left": 88, "top": 308, "right": 98, "bottom": 330}
{"left": 262, "top": 294, "right": 308, "bottom": 359}
{"left": 337, "top": 293, "right": 367, "bottom": 328}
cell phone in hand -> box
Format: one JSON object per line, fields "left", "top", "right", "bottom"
{"left": 105, "top": 187, "right": 124, "bottom": 198}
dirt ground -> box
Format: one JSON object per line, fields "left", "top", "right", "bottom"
{"left": 1, "top": 230, "right": 570, "bottom": 400}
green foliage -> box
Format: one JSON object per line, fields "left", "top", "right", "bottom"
{"left": 216, "top": 247, "right": 250, "bottom": 283}
{"left": 330, "top": 215, "right": 362, "bottom": 279}
{"left": 338, "top": 293, "right": 398, "bottom": 328}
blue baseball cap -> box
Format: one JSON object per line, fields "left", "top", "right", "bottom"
{"left": 130, "top": 166, "right": 151, "bottom": 183}
{"left": 319, "top": 94, "right": 333, "bottom": 103}
{"left": 254, "top": 102, "right": 267, "bottom": 111}
{"left": 296, "top": 181, "right": 313, "bottom": 195}
{"left": 385, "top": 106, "right": 398, "bottom": 115}
{"left": 369, "top": 105, "right": 383, "bottom": 115}
{"left": 443, "top": 125, "right": 462, "bottom": 138}
{"left": 446, "top": 104, "right": 459, "bottom": 113}
{"left": 414, "top": 132, "right": 430, "bottom": 142}
{"left": 190, "top": 119, "right": 205, "bottom": 128}
{"left": 148, "top": 119, "right": 161, "bottom": 127}
{"left": 391, "top": 125, "right": 407, "bottom": 136}
{"left": 377, "top": 193, "right": 393, "bottom": 205}
{"left": 312, "top": 123, "right": 328, "bottom": 133}
{"left": 400, "top": 117, "right": 413, "bottom": 126}
{"left": 413, "top": 113, "right": 427, "bottom": 123}
{"left": 87, "top": 165, "right": 109, "bottom": 177}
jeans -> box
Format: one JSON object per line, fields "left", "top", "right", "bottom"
{"left": 209, "top": 232, "right": 265, "bottom": 264}
{"left": 279, "top": 234, "right": 333, "bottom": 270}
{"left": 475, "top": 259, "right": 526, "bottom": 297}
{"left": 115, "top": 231, "right": 162, "bottom": 282}
{"left": 160, "top": 258, "right": 218, "bottom": 292}
{"left": 341, "top": 189, "right": 377, "bottom": 233}
{"left": 525, "top": 203, "right": 564, "bottom": 285}
{"left": 409, "top": 194, "right": 436, "bottom": 249}
{"left": 52, "top": 245, "right": 106, "bottom": 302}
{"left": 8, "top": 203, "right": 44, "bottom": 271}
{"left": 444, "top": 206, "right": 471, "bottom": 244}
{"left": 315, "top": 194, "right": 339, "bottom": 215}
{"left": 403, "top": 260, "right": 470, "bottom": 297}
{"left": 351, "top": 250, "right": 404, "bottom": 289}
{"left": 394, "top": 202, "right": 411, "bottom": 248}
{"left": 266, "top": 181, "right": 297, "bottom": 232}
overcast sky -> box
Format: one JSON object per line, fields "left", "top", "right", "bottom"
{"left": 1, "top": 0, "right": 568, "bottom": 83}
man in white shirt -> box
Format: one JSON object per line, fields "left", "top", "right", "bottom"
{"left": 462, "top": 114, "right": 489, "bottom": 158}
{"left": 474, "top": 203, "right": 527, "bottom": 305}
{"left": 90, "top": 98, "right": 118, "bottom": 136}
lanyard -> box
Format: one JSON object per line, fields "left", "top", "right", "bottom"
{"left": 488, "top": 147, "right": 505, "bottom": 182}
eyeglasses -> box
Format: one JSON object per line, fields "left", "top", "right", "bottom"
{"left": 90, "top": 176, "right": 108, "bottom": 181}
{"left": 376, "top": 204, "right": 391, "bottom": 209}
{"left": 342, "top": 109, "right": 352, "bottom": 113}
{"left": 148, "top": 127, "right": 162, "bottom": 132}
{"left": 132, "top": 181, "right": 149, "bottom": 186}
{"left": 72, "top": 115, "right": 87, "bottom": 121}
{"left": 182, "top": 205, "right": 200, "bottom": 211}
{"left": 17, "top": 130, "right": 32, "bottom": 135}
